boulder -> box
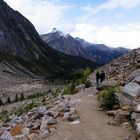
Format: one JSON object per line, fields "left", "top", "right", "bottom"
{"left": 69, "top": 108, "right": 76, "bottom": 115}
{"left": 38, "top": 106, "right": 46, "bottom": 116}
{"left": 56, "top": 99, "right": 69, "bottom": 112}
{"left": 14, "top": 134, "right": 28, "bottom": 140}
{"left": 32, "top": 122, "right": 40, "bottom": 130}
{"left": 136, "top": 122, "right": 140, "bottom": 138}
{"left": 27, "top": 133, "right": 36, "bottom": 140}
{"left": 21, "top": 128, "right": 30, "bottom": 135}
{"left": 68, "top": 115, "right": 79, "bottom": 122}
{"left": 46, "top": 117, "right": 57, "bottom": 125}
{"left": 114, "top": 110, "right": 130, "bottom": 124}
{"left": 40, "top": 117, "right": 49, "bottom": 131}
{"left": 46, "top": 110, "right": 59, "bottom": 118}
{"left": 0, "top": 129, "right": 4, "bottom": 135}
{"left": 127, "top": 70, "right": 140, "bottom": 82}
{"left": 131, "top": 112, "right": 137, "bottom": 120}
{"left": 106, "top": 110, "right": 118, "bottom": 117}
{"left": 135, "top": 104, "right": 140, "bottom": 113}
{"left": 121, "top": 106, "right": 130, "bottom": 111}
{"left": 0, "top": 131, "right": 13, "bottom": 140}
{"left": 121, "top": 81, "right": 140, "bottom": 99}
{"left": 63, "top": 112, "right": 70, "bottom": 120}
{"left": 102, "top": 79, "right": 118, "bottom": 87}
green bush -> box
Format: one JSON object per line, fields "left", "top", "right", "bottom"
{"left": 80, "top": 67, "right": 92, "bottom": 84}
{"left": 7, "top": 96, "right": 11, "bottom": 104}
{"left": 41, "top": 96, "right": 46, "bottom": 105}
{"left": 20, "top": 93, "right": 25, "bottom": 101}
{"left": 1, "top": 110, "right": 10, "bottom": 123}
{"left": 15, "top": 94, "right": 19, "bottom": 102}
{"left": 15, "top": 99, "right": 36, "bottom": 116}
{"left": 63, "top": 81, "right": 76, "bottom": 95}
{"left": 83, "top": 67, "right": 91, "bottom": 80}
{"left": 0, "top": 97, "right": 3, "bottom": 106}
{"left": 97, "top": 87, "right": 119, "bottom": 110}
{"left": 85, "top": 80, "right": 91, "bottom": 88}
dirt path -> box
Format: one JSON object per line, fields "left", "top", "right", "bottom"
{"left": 48, "top": 86, "right": 132, "bottom": 140}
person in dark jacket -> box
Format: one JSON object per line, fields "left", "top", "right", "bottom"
{"left": 96, "top": 71, "right": 100, "bottom": 86}
{"left": 100, "top": 70, "right": 105, "bottom": 83}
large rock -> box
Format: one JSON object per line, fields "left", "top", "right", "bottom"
{"left": 40, "top": 116, "right": 49, "bottom": 131}
{"left": 38, "top": 106, "right": 46, "bottom": 116}
{"left": 68, "top": 115, "right": 79, "bottom": 122}
{"left": 14, "top": 134, "right": 28, "bottom": 140}
{"left": 106, "top": 110, "right": 118, "bottom": 117}
{"left": 0, "top": 131, "right": 13, "bottom": 140}
{"left": 69, "top": 108, "right": 76, "bottom": 115}
{"left": 127, "top": 69, "right": 140, "bottom": 82}
{"left": 21, "top": 128, "right": 30, "bottom": 135}
{"left": 136, "top": 122, "right": 140, "bottom": 139}
{"left": 40, "top": 115, "right": 57, "bottom": 131}
{"left": 46, "top": 117, "right": 57, "bottom": 125}
{"left": 45, "top": 110, "right": 59, "bottom": 118}
{"left": 114, "top": 110, "right": 130, "bottom": 125}
{"left": 135, "top": 104, "right": 140, "bottom": 113}
{"left": 102, "top": 79, "right": 118, "bottom": 87}
{"left": 63, "top": 112, "right": 70, "bottom": 120}
{"left": 54, "top": 99, "right": 69, "bottom": 112}
{"left": 32, "top": 122, "right": 40, "bottom": 130}
{"left": 121, "top": 81, "right": 140, "bottom": 99}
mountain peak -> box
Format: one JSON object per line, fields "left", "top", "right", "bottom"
{"left": 51, "top": 28, "right": 64, "bottom": 36}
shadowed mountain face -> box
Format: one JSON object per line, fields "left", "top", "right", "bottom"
{"left": 41, "top": 28, "right": 90, "bottom": 60}
{"left": 41, "top": 29, "right": 130, "bottom": 65}
{"left": 0, "top": 0, "right": 97, "bottom": 80}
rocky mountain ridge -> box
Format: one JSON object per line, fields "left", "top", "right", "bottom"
{"left": 41, "top": 29, "right": 130, "bottom": 64}
{"left": 41, "top": 28, "right": 90, "bottom": 60}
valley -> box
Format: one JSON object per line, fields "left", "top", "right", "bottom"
{"left": 0, "top": 0, "right": 140, "bottom": 140}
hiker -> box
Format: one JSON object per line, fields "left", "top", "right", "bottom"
{"left": 96, "top": 71, "right": 100, "bottom": 86}
{"left": 100, "top": 70, "right": 105, "bottom": 83}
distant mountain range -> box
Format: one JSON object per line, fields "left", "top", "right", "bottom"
{"left": 41, "top": 28, "right": 130, "bottom": 65}
{"left": 0, "top": 0, "right": 97, "bottom": 80}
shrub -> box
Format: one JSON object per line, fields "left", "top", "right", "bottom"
{"left": 63, "top": 81, "right": 76, "bottom": 95}
{"left": 85, "top": 80, "right": 92, "bottom": 88}
{"left": 15, "top": 99, "right": 36, "bottom": 116}
{"left": 1, "top": 110, "right": 9, "bottom": 123}
{"left": 27, "top": 94, "right": 36, "bottom": 99}
{"left": 41, "top": 96, "right": 46, "bottom": 105}
{"left": 81, "top": 67, "right": 92, "bottom": 84}
{"left": 0, "top": 97, "right": 3, "bottom": 106}
{"left": 7, "top": 96, "right": 11, "bottom": 104}
{"left": 20, "top": 93, "right": 25, "bottom": 101}
{"left": 69, "top": 81, "right": 76, "bottom": 94}
{"left": 83, "top": 67, "right": 91, "bottom": 79}
{"left": 97, "top": 87, "right": 119, "bottom": 110}
{"left": 15, "top": 94, "right": 19, "bottom": 102}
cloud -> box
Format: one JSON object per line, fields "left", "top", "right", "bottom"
{"left": 71, "top": 23, "right": 140, "bottom": 49}
{"left": 4, "top": 0, "right": 71, "bottom": 33}
{"left": 83, "top": 0, "right": 140, "bottom": 14}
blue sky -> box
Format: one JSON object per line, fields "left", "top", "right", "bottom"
{"left": 4, "top": 0, "right": 140, "bottom": 49}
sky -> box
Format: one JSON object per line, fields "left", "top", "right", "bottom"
{"left": 4, "top": 0, "right": 140, "bottom": 49}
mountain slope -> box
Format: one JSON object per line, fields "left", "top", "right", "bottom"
{"left": 41, "top": 29, "right": 129, "bottom": 65}
{"left": 41, "top": 28, "right": 90, "bottom": 60}
{"left": 0, "top": 0, "right": 97, "bottom": 80}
